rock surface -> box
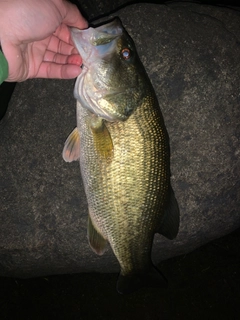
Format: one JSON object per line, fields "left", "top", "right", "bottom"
{"left": 0, "top": 3, "right": 239, "bottom": 277}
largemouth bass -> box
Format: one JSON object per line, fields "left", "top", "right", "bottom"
{"left": 63, "top": 18, "right": 179, "bottom": 294}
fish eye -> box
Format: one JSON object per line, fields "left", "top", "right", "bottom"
{"left": 121, "top": 48, "right": 131, "bottom": 60}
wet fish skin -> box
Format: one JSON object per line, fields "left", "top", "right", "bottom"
{"left": 63, "top": 18, "right": 179, "bottom": 294}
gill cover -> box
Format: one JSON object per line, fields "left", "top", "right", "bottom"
{"left": 71, "top": 19, "right": 144, "bottom": 122}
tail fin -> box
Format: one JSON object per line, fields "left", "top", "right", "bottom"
{"left": 117, "top": 266, "right": 168, "bottom": 294}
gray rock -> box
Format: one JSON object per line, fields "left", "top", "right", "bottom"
{"left": 0, "top": 3, "right": 239, "bottom": 278}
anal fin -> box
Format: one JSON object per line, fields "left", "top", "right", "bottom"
{"left": 87, "top": 214, "right": 108, "bottom": 256}
{"left": 158, "top": 185, "right": 180, "bottom": 240}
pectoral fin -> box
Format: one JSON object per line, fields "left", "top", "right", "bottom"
{"left": 157, "top": 185, "right": 180, "bottom": 240}
{"left": 87, "top": 214, "right": 108, "bottom": 256}
{"left": 89, "top": 116, "right": 113, "bottom": 161}
{"left": 62, "top": 127, "right": 80, "bottom": 162}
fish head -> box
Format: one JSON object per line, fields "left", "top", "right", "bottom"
{"left": 71, "top": 18, "right": 147, "bottom": 121}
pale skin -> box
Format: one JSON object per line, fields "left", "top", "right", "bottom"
{"left": 0, "top": 0, "right": 88, "bottom": 82}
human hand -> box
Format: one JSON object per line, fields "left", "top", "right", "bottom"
{"left": 0, "top": 0, "right": 88, "bottom": 82}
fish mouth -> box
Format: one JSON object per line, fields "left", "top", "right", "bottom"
{"left": 72, "top": 18, "right": 130, "bottom": 122}
{"left": 71, "top": 19, "right": 123, "bottom": 65}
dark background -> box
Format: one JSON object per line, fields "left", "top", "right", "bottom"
{"left": 1, "top": 229, "right": 239, "bottom": 319}
{"left": 1, "top": 1, "right": 240, "bottom": 319}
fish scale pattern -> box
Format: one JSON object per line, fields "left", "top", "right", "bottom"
{"left": 78, "top": 89, "right": 170, "bottom": 275}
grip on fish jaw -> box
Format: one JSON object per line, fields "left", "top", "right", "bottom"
{"left": 71, "top": 18, "right": 123, "bottom": 56}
